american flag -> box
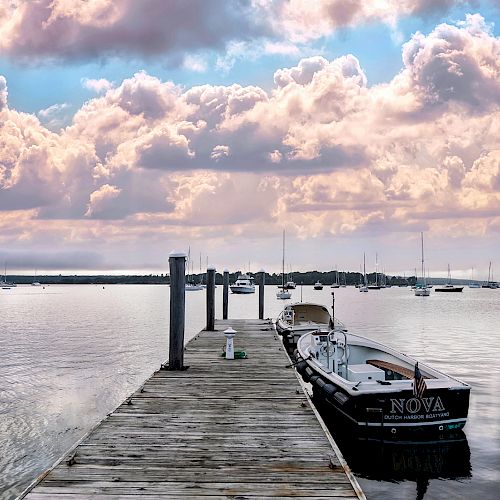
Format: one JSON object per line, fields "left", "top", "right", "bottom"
{"left": 413, "top": 362, "right": 427, "bottom": 399}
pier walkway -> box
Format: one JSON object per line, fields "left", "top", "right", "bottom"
{"left": 23, "top": 318, "right": 364, "bottom": 499}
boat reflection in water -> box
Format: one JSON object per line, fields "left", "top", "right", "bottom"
{"left": 315, "top": 397, "right": 471, "bottom": 499}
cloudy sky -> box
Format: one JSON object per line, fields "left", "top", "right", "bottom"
{"left": 0, "top": 1, "right": 499, "bottom": 277}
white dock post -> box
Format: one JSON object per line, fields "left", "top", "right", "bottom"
{"left": 224, "top": 327, "right": 236, "bottom": 359}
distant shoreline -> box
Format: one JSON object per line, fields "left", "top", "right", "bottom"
{"left": 3, "top": 273, "right": 490, "bottom": 287}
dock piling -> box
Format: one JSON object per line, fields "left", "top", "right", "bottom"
{"left": 206, "top": 266, "right": 216, "bottom": 331}
{"left": 168, "top": 251, "right": 186, "bottom": 370}
{"left": 258, "top": 268, "right": 265, "bottom": 319}
{"left": 223, "top": 268, "right": 229, "bottom": 320}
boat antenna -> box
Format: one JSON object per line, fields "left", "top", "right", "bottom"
{"left": 300, "top": 282, "right": 303, "bottom": 302}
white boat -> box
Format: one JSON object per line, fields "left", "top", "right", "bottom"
{"left": 1, "top": 263, "right": 17, "bottom": 289}
{"left": 185, "top": 246, "right": 203, "bottom": 291}
{"left": 313, "top": 281, "right": 323, "bottom": 290}
{"left": 415, "top": 232, "right": 430, "bottom": 297}
{"left": 185, "top": 283, "right": 204, "bottom": 291}
{"left": 276, "top": 301, "right": 338, "bottom": 349}
{"left": 294, "top": 328, "right": 470, "bottom": 437}
{"left": 31, "top": 269, "right": 41, "bottom": 286}
{"left": 359, "top": 253, "right": 368, "bottom": 292}
{"left": 277, "top": 230, "right": 292, "bottom": 300}
{"left": 330, "top": 268, "right": 340, "bottom": 288}
{"left": 230, "top": 274, "right": 255, "bottom": 294}
{"left": 482, "top": 262, "right": 498, "bottom": 288}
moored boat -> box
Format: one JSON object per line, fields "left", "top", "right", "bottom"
{"left": 230, "top": 274, "right": 255, "bottom": 294}
{"left": 294, "top": 329, "right": 470, "bottom": 437}
{"left": 1, "top": 263, "right": 16, "bottom": 289}
{"left": 435, "top": 265, "right": 463, "bottom": 292}
{"left": 435, "top": 284, "right": 463, "bottom": 293}
{"left": 414, "top": 232, "right": 430, "bottom": 297}
{"left": 277, "top": 230, "right": 292, "bottom": 300}
{"left": 276, "top": 301, "right": 339, "bottom": 352}
{"left": 313, "top": 281, "right": 323, "bottom": 290}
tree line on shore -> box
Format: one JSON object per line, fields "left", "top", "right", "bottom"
{"left": 7, "top": 271, "right": 416, "bottom": 286}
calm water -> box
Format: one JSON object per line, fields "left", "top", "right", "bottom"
{"left": 1, "top": 284, "right": 499, "bottom": 499}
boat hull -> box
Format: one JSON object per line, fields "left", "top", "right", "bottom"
{"left": 435, "top": 287, "right": 463, "bottom": 292}
{"left": 230, "top": 286, "right": 255, "bottom": 294}
{"left": 294, "top": 353, "right": 470, "bottom": 437}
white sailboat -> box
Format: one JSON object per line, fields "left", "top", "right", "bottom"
{"left": 1, "top": 263, "right": 17, "bottom": 289}
{"left": 359, "top": 254, "right": 368, "bottom": 292}
{"left": 32, "top": 268, "right": 41, "bottom": 286}
{"left": 185, "top": 247, "right": 203, "bottom": 291}
{"left": 414, "top": 232, "right": 430, "bottom": 296}
{"left": 330, "top": 267, "right": 340, "bottom": 288}
{"left": 277, "top": 230, "right": 292, "bottom": 300}
{"left": 468, "top": 266, "right": 480, "bottom": 288}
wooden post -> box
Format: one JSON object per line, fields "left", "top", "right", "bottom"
{"left": 223, "top": 268, "right": 229, "bottom": 320}
{"left": 206, "top": 266, "right": 216, "bottom": 331}
{"left": 258, "top": 268, "right": 265, "bottom": 320}
{"left": 168, "top": 251, "right": 186, "bottom": 370}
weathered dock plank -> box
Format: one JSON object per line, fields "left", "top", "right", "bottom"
{"left": 22, "top": 319, "right": 364, "bottom": 499}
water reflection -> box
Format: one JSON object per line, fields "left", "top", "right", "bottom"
{"left": 316, "top": 397, "right": 471, "bottom": 500}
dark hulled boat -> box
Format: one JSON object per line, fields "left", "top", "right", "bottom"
{"left": 294, "top": 329, "right": 470, "bottom": 437}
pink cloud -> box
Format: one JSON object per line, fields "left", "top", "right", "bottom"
{"left": 0, "top": 0, "right": 267, "bottom": 62}
{"left": 0, "top": 76, "right": 7, "bottom": 111}
{"left": 0, "top": 16, "right": 498, "bottom": 270}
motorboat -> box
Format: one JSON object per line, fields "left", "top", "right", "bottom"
{"left": 294, "top": 329, "right": 470, "bottom": 437}
{"left": 230, "top": 274, "right": 255, "bottom": 294}
{"left": 276, "top": 289, "right": 292, "bottom": 299}
{"left": 313, "top": 281, "right": 323, "bottom": 290}
{"left": 414, "top": 284, "right": 430, "bottom": 296}
{"left": 414, "top": 232, "right": 430, "bottom": 297}
{"left": 276, "top": 301, "right": 339, "bottom": 351}
{"left": 185, "top": 282, "right": 204, "bottom": 291}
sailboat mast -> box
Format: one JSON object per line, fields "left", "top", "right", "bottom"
{"left": 421, "top": 232, "right": 426, "bottom": 287}
{"left": 282, "top": 230, "right": 285, "bottom": 290}
{"left": 363, "top": 253, "right": 367, "bottom": 285}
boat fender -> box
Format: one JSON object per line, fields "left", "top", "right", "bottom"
{"left": 309, "top": 375, "right": 320, "bottom": 385}
{"left": 321, "top": 383, "right": 337, "bottom": 397}
{"left": 333, "top": 392, "right": 349, "bottom": 405}
{"left": 294, "top": 360, "right": 308, "bottom": 375}
{"left": 303, "top": 367, "right": 314, "bottom": 383}
{"left": 313, "top": 377, "right": 326, "bottom": 390}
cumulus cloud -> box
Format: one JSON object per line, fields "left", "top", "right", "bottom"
{"left": 268, "top": 0, "right": 477, "bottom": 42}
{"left": 401, "top": 13, "right": 500, "bottom": 112}
{"left": 0, "top": 0, "right": 267, "bottom": 62}
{"left": 82, "top": 78, "right": 114, "bottom": 93}
{"left": 37, "top": 103, "right": 73, "bottom": 131}
{"left": 0, "top": 0, "right": 476, "bottom": 65}
{"left": 0, "top": 75, "right": 7, "bottom": 110}
{"left": 0, "top": 15, "right": 498, "bottom": 266}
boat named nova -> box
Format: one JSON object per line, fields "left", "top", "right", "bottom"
{"left": 294, "top": 328, "right": 470, "bottom": 436}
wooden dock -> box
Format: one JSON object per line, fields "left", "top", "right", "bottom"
{"left": 22, "top": 319, "right": 364, "bottom": 499}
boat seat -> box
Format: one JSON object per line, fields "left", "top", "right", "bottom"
{"left": 366, "top": 359, "right": 427, "bottom": 380}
